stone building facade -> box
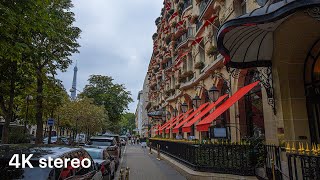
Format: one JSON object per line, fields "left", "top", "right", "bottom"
{"left": 146, "top": 0, "right": 320, "bottom": 145}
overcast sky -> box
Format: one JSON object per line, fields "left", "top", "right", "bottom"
{"left": 57, "top": 0, "right": 163, "bottom": 113}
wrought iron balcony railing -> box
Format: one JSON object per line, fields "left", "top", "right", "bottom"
{"left": 198, "top": 0, "right": 212, "bottom": 19}
{"left": 196, "top": 20, "right": 203, "bottom": 32}
{"left": 176, "top": 27, "right": 194, "bottom": 48}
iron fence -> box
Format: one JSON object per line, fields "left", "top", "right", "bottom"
{"left": 265, "top": 145, "right": 283, "bottom": 180}
{"left": 149, "top": 139, "right": 255, "bottom": 176}
{"left": 287, "top": 153, "right": 320, "bottom": 180}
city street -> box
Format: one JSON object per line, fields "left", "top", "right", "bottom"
{"left": 117, "top": 144, "right": 186, "bottom": 180}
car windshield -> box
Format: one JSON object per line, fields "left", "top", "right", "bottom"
{"left": 86, "top": 150, "right": 102, "bottom": 159}
{"left": 90, "top": 139, "right": 113, "bottom": 146}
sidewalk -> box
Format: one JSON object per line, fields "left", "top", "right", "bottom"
{"left": 118, "top": 144, "right": 186, "bottom": 180}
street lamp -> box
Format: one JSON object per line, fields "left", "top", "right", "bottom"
{"left": 192, "top": 95, "right": 201, "bottom": 108}
{"left": 208, "top": 85, "right": 220, "bottom": 102}
{"left": 173, "top": 108, "right": 178, "bottom": 117}
{"left": 181, "top": 102, "right": 188, "bottom": 113}
{"left": 24, "top": 95, "right": 33, "bottom": 134}
{"left": 166, "top": 111, "right": 171, "bottom": 120}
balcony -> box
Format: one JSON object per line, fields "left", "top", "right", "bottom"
{"left": 196, "top": 20, "right": 203, "bottom": 33}
{"left": 181, "top": 0, "right": 193, "bottom": 15}
{"left": 176, "top": 27, "right": 195, "bottom": 49}
{"left": 198, "top": 0, "right": 214, "bottom": 20}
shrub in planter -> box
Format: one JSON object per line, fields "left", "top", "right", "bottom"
{"left": 165, "top": 35, "right": 172, "bottom": 45}
{"left": 190, "top": 15, "right": 199, "bottom": 24}
{"left": 183, "top": 71, "right": 194, "bottom": 79}
{"left": 171, "top": 35, "right": 177, "bottom": 41}
{"left": 171, "top": 21, "right": 177, "bottom": 28}
{"left": 152, "top": 33, "right": 158, "bottom": 40}
{"left": 155, "top": 17, "right": 161, "bottom": 26}
{"left": 178, "top": 76, "right": 186, "bottom": 83}
{"left": 195, "top": 0, "right": 203, "bottom": 4}
{"left": 194, "top": 61, "right": 205, "bottom": 69}
{"left": 206, "top": 45, "right": 218, "bottom": 57}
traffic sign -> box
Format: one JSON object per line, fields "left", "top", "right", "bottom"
{"left": 47, "top": 118, "right": 54, "bottom": 126}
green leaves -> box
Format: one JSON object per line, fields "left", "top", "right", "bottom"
{"left": 81, "top": 75, "right": 133, "bottom": 133}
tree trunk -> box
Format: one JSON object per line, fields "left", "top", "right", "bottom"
{"left": 35, "top": 68, "right": 44, "bottom": 144}
{"left": 1, "top": 63, "right": 17, "bottom": 144}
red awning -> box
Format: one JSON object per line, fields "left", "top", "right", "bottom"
{"left": 169, "top": 12, "right": 178, "bottom": 21}
{"left": 182, "top": 94, "right": 228, "bottom": 133}
{"left": 172, "top": 103, "right": 209, "bottom": 133}
{"left": 175, "top": 51, "right": 189, "bottom": 67}
{"left": 165, "top": 109, "right": 193, "bottom": 133}
{"left": 165, "top": 113, "right": 185, "bottom": 134}
{"left": 203, "top": 16, "right": 218, "bottom": 27}
{"left": 176, "top": 20, "right": 185, "bottom": 28}
{"left": 191, "top": 36, "right": 203, "bottom": 46}
{"left": 158, "top": 117, "right": 176, "bottom": 133}
{"left": 197, "top": 81, "right": 260, "bottom": 131}
{"left": 166, "top": 2, "right": 171, "bottom": 10}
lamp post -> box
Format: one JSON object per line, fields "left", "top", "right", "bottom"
{"left": 208, "top": 85, "right": 220, "bottom": 102}
{"left": 181, "top": 102, "right": 188, "bottom": 113}
{"left": 173, "top": 108, "right": 178, "bottom": 117}
{"left": 24, "top": 95, "right": 33, "bottom": 134}
{"left": 192, "top": 95, "right": 201, "bottom": 108}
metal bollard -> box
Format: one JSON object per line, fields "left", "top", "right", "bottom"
{"left": 157, "top": 144, "right": 161, "bottom": 160}
{"left": 125, "top": 167, "right": 130, "bottom": 180}
{"left": 119, "top": 168, "right": 124, "bottom": 180}
{"left": 149, "top": 142, "right": 152, "bottom": 154}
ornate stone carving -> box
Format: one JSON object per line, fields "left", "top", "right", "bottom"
{"left": 305, "top": 6, "right": 320, "bottom": 21}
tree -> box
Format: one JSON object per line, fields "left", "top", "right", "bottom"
{"left": 0, "top": 1, "right": 35, "bottom": 143}
{"left": 81, "top": 75, "right": 133, "bottom": 133}
{"left": 120, "top": 113, "right": 136, "bottom": 135}
{"left": 26, "top": 0, "right": 81, "bottom": 144}
{"left": 57, "top": 98, "right": 109, "bottom": 138}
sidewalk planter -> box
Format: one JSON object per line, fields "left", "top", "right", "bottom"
{"left": 149, "top": 139, "right": 255, "bottom": 176}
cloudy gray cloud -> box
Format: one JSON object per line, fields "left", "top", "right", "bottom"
{"left": 57, "top": 0, "right": 163, "bottom": 112}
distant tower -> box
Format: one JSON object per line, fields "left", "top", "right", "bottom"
{"left": 70, "top": 63, "right": 78, "bottom": 100}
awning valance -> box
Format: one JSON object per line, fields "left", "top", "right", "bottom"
{"left": 182, "top": 94, "right": 228, "bottom": 133}
{"left": 172, "top": 103, "right": 209, "bottom": 133}
{"left": 165, "top": 109, "right": 193, "bottom": 134}
{"left": 197, "top": 81, "right": 260, "bottom": 132}
{"left": 216, "top": 0, "right": 320, "bottom": 69}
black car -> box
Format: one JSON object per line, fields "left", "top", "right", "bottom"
{"left": 84, "top": 147, "right": 116, "bottom": 179}
{"left": 87, "top": 136, "right": 121, "bottom": 166}
{"left": 0, "top": 144, "right": 102, "bottom": 180}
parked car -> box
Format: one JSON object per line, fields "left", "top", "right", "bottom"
{"left": 84, "top": 147, "right": 116, "bottom": 180}
{"left": 102, "top": 133, "right": 121, "bottom": 147}
{"left": 43, "top": 136, "right": 69, "bottom": 145}
{"left": 0, "top": 144, "right": 102, "bottom": 180}
{"left": 43, "top": 136, "right": 58, "bottom": 144}
{"left": 88, "top": 136, "right": 121, "bottom": 166}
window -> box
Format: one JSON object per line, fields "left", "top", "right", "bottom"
{"left": 241, "top": 0, "right": 246, "bottom": 15}
{"left": 188, "top": 54, "right": 193, "bottom": 71}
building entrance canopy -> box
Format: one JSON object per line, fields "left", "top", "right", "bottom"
{"left": 217, "top": 0, "right": 320, "bottom": 68}
{"left": 197, "top": 81, "right": 260, "bottom": 132}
